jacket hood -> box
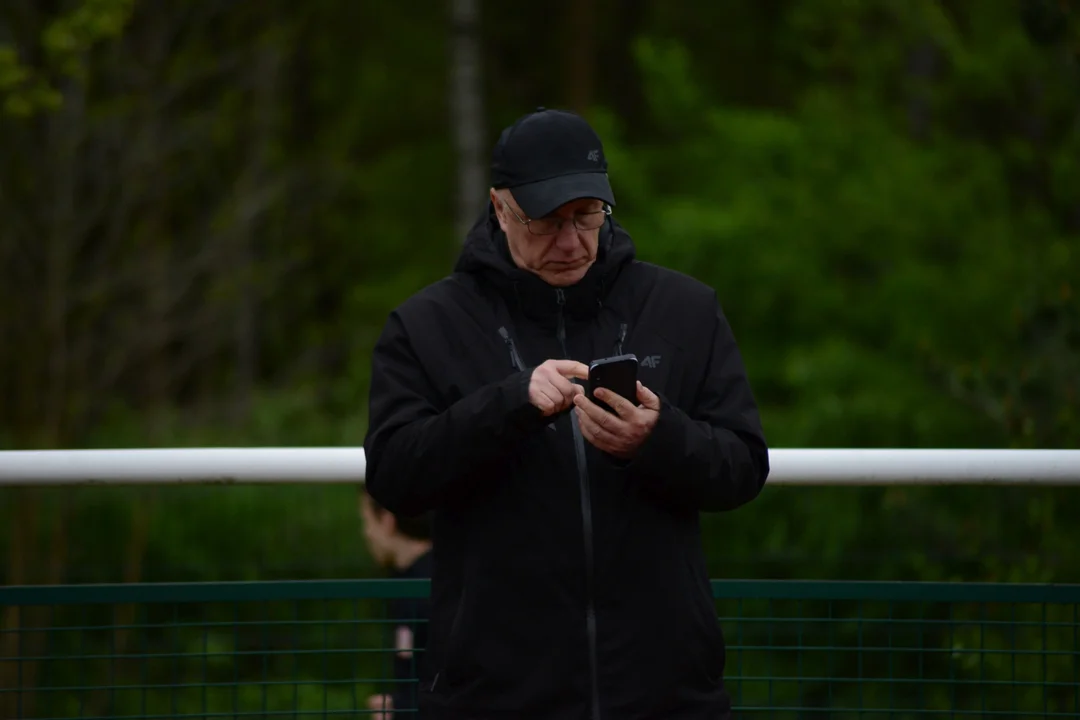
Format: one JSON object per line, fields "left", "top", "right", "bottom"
{"left": 453, "top": 201, "right": 637, "bottom": 321}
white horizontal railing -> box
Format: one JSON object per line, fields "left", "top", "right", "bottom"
{"left": 0, "top": 448, "right": 1078, "bottom": 486}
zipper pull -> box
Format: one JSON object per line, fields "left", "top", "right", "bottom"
{"left": 498, "top": 326, "right": 525, "bottom": 371}
{"left": 555, "top": 288, "right": 566, "bottom": 306}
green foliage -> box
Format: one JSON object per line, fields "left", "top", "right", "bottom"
{"left": 4, "top": 0, "right": 1077, "bottom": 711}
{"left": 9, "top": 582, "right": 1077, "bottom": 716}
{"left": 20, "top": 595, "right": 392, "bottom": 718}
{"left": 0, "top": 0, "right": 1077, "bottom": 604}
{"left": 584, "top": 9, "right": 1080, "bottom": 598}
{"left": 0, "top": 0, "right": 134, "bottom": 116}
{"left": 0, "top": 47, "right": 62, "bottom": 115}
{"left": 42, "top": 0, "right": 135, "bottom": 70}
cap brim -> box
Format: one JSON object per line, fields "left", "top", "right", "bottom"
{"left": 511, "top": 172, "right": 616, "bottom": 219}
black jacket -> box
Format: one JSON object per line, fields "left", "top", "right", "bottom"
{"left": 364, "top": 205, "right": 769, "bottom": 720}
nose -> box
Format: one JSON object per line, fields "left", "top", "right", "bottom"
{"left": 553, "top": 218, "right": 580, "bottom": 251}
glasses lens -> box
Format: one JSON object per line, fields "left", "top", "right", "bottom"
{"left": 528, "top": 219, "right": 561, "bottom": 235}
{"left": 528, "top": 208, "right": 608, "bottom": 235}
{"left": 575, "top": 211, "right": 607, "bottom": 230}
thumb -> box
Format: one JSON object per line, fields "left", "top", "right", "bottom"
{"left": 636, "top": 381, "right": 661, "bottom": 411}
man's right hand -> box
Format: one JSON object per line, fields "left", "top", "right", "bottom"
{"left": 529, "top": 360, "right": 589, "bottom": 416}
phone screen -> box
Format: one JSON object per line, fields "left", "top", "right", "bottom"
{"left": 587, "top": 354, "right": 638, "bottom": 413}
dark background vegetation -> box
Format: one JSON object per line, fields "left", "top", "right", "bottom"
{"left": 1, "top": 0, "right": 1078, "bottom": 713}
{"left": 3, "top": 0, "right": 1079, "bottom": 588}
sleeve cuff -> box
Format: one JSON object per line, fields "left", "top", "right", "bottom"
{"left": 502, "top": 368, "right": 547, "bottom": 433}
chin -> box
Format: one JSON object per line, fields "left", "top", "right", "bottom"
{"left": 542, "top": 262, "right": 591, "bottom": 287}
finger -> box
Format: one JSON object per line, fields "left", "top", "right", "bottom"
{"left": 594, "top": 387, "right": 638, "bottom": 419}
{"left": 540, "top": 387, "right": 573, "bottom": 415}
{"left": 533, "top": 387, "right": 557, "bottom": 415}
{"left": 549, "top": 373, "right": 580, "bottom": 402}
{"left": 574, "top": 393, "right": 625, "bottom": 431}
{"left": 576, "top": 407, "right": 621, "bottom": 451}
{"left": 541, "top": 385, "right": 566, "bottom": 412}
{"left": 551, "top": 359, "right": 590, "bottom": 381}
{"left": 636, "top": 381, "right": 661, "bottom": 411}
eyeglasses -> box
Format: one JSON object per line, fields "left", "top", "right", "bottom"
{"left": 499, "top": 195, "right": 612, "bottom": 236}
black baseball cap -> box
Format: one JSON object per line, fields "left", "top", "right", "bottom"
{"left": 490, "top": 107, "right": 616, "bottom": 219}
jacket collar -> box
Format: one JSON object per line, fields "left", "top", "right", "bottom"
{"left": 453, "top": 202, "right": 636, "bottom": 326}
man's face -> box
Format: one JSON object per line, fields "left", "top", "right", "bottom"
{"left": 493, "top": 190, "right": 605, "bottom": 287}
{"left": 359, "top": 494, "right": 395, "bottom": 568}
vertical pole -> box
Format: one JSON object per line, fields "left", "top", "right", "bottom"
{"left": 450, "top": 0, "right": 486, "bottom": 242}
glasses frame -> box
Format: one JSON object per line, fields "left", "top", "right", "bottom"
{"left": 499, "top": 194, "right": 612, "bottom": 236}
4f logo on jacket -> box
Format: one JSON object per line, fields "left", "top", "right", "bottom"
{"left": 641, "top": 355, "right": 661, "bottom": 369}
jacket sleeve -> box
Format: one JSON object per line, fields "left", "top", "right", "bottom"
{"left": 363, "top": 310, "right": 545, "bottom": 515}
{"left": 622, "top": 303, "right": 769, "bottom": 512}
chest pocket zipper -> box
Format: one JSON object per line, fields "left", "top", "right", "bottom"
{"left": 614, "top": 322, "right": 627, "bottom": 355}
{"left": 497, "top": 326, "right": 526, "bottom": 371}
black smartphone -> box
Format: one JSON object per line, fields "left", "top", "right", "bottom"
{"left": 587, "top": 354, "right": 639, "bottom": 413}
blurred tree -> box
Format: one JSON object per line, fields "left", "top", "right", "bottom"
{"left": 0, "top": 0, "right": 134, "bottom": 116}
{"left": 0, "top": 0, "right": 1076, "bottom": 627}
{"left": 450, "top": 0, "right": 486, "bottom": 240}
{"left": 1, "top": 0, "right": 1078, "bottom": 711}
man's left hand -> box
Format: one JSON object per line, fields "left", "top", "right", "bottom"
{"left": 574, "top": 381, "right": 660, "bottom": 459}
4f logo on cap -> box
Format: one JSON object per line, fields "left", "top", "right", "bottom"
{"left": 587, "top": 149, "right": 600, "bottom": 162}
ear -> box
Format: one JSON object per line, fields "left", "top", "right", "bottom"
{"left": 490, "top": 188, "right": 510, "bottom": 233}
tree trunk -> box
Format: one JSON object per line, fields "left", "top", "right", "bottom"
{"left": 907, "top": 39, "right": 937, "bottom": 140}
{"left": 231, "top": 41, "right": 282, "bottom": 422}
{"left": 565, "top": 0, "right": 597, "bottom": 114}
{"left": 450, "top": 0, "right": 486, "bottom": 242}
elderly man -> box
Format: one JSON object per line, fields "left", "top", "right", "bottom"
{"left": 364, "top": 107, "right": 769, "bottom": 720}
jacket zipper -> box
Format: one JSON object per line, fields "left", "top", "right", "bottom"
{"left": 428, "top": 585, "right": 468, "bottom": 693}
{"left": 498, "top": 326, "right": 526, "bottom": 371}
{"left": 615, "top": 323, "right": 627, "bottom": 356}
{"left": 556, "top": 289, "right": 602, "bottom": 720}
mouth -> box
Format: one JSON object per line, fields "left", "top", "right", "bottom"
{"left": 547, "top": 259, "right": 587, "bottom": 270}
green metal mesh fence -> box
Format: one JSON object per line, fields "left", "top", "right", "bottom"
{"left": 1, "top": 579, "right": 1077, "bottom": 718}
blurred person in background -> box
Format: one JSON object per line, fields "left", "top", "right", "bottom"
{"left": 363, "top": 107, "right": 769, "bottom": 720}
{"left": 359, "top": 487, "right": 433, "bottom": 719}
